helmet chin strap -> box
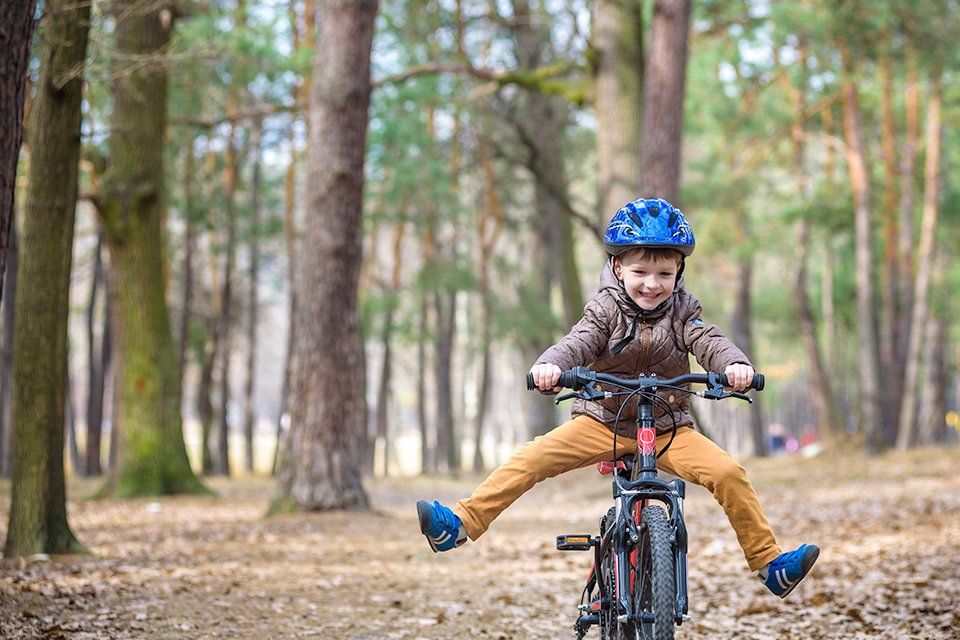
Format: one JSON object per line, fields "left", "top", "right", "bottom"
{"left": 611, "top": 278, "right": 675, "bottom": 355}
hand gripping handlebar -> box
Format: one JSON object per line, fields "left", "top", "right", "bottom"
{"left": 526, "top": 366, "right": 765, "bottom": 393}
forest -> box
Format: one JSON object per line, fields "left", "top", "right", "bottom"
{"left": 0, "top": 0, "right": 958, "bottom": 638}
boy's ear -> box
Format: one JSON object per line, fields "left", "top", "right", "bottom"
{"left": 612, "top": 257, "right": 622, "bottom": 279}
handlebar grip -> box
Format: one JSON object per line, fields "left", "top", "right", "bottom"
{"left": 526, "top": 367, "right": 588, "bottom": 391}
{"left": 557, "top": 369, "right": 582, "bottom": 390}
{"left": 753, "top": 373, "right": 764, "bottom": 391}
{"left": 718, "top": 372, "right": 765, "bottom": 391}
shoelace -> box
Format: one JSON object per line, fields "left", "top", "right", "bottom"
{"left": 430, "top": 501, "right": 457, "bottom": 536}
{"left": 769, "top": 546, "right": 805, "bottom": 576}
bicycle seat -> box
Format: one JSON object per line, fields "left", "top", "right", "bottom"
{"left": 597, "top": 455, "right": 634, "bottom": 476}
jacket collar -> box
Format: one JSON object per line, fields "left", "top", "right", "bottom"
{"left": 601, "top": 259, "right": 682, "bottom": 354}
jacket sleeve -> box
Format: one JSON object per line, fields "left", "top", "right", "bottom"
{"left": 534, "top": 296, "right": 612, "bottom": 371}
{"left": 680, "top": 296, "right": 753, "bottom": 372}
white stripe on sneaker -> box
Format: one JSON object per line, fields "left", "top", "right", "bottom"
{"left": 776, "top": 568, "right": 796, "bottom": 591}
{"left": 434, "top": 531, "right": 451, "bottom": 545}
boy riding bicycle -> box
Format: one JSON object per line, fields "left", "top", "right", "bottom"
{"left": 417, "top": 198, "right": 818, "bottom": 598}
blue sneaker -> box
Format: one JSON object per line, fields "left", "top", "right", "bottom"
{"left": 416, "top": 500, "right": 466, "bottom": 552}
{"left": 761, "top": 544, "right": 820, "bottom": 598}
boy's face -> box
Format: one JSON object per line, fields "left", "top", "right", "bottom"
{"left": 613, "top": 252, "right": 680, "bottom": 311}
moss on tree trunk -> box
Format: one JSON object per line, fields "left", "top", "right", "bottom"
{"left": 99, "top": 0, "right": 207, "bottom": 498}
{"left": 4, "top": 0, "right": 90, "bottom": 558}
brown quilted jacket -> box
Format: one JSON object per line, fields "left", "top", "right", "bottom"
{"left": 535, "top": 260, "right": 751, "bottom": 436}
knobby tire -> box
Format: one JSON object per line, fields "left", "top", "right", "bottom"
{"left": 632, "top": 505, "right": 675, "bottom": 640}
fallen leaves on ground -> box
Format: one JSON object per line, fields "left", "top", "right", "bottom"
{"left": 1, "top": 447, "right": 958, "bottom": 639}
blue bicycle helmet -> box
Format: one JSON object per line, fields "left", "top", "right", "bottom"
{"left": 603, "top": 198, "right": 695, "bottom": 257}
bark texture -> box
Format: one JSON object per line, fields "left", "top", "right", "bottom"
{"left": 509, "top": 0, "right": 582, "bottom": 328}
{"left": 0, "top": 0, "right": 37, "bottom": 304}
{"left": 4, "top": 0, "right": 88, "bottom": 557}
{"left": 594, "top": 0, "right": 643, "bottom": 219}
{"left": 896, "top": 78, "right": 942, "bottom": 450}
{"left": 638, "top": 0, "right": 691, "bottom": 204}
{"left": 272, "top": 0, "right": 378, "bottom": 512}
{"left": 243, "top": 119, "right": 262, "bottom": 475}
{"left": 100, "top": 0, "right": 206, "bottom": 497}
{"left": 0, "top": 214, "right": 18, "bottom": 477}
{"left": 840, "top": 71, "right": 881, "bottom": 448}
{"left": 85, "top": 235, "right": 111, "bottom": 476}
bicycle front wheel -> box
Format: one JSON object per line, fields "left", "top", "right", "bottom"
{"left": 632, "top": 504, "right": 675, "bottom": 640}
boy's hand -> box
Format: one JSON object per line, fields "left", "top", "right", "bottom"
{"left": 529, "top": 363, "right": 562, "bottom": 394}
{"left": 724, "top": 363, "right": 755, "bottom": 391}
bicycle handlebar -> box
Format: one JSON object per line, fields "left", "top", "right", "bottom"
{"left": 525, "top": 366, "right": 765, "bottom": 393}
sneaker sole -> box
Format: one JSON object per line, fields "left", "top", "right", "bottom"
{"left": 416, "top": 500, "right": 441, "bottom": 553}
{"left": 777, "top": 545, "right": 820, "bottom": 599}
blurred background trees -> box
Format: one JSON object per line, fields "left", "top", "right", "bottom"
{"left": 2, "top": 0, "right": 959, "bottom": 555}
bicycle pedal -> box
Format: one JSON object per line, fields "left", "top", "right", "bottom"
{"left": 556, "top": 534, "right": 595, "bottom": 551}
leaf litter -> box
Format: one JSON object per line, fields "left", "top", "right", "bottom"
{"left": 0, "top": 447, "right": 958, "bottom": 639}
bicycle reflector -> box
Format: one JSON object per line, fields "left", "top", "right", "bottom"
{"left": 557, "top": 535, "right": 595, "bottom": 551}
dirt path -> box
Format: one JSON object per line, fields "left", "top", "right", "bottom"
{"left": 1, "top": 448, "right": 958, "bottom": 640}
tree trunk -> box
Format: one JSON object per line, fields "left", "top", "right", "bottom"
{"left": 505, "top": 64, "right": 568, "bottom": 438}
{"left": 0, "top": 0, "right": 37, "bottom": 304}
{"left": 197, "top": 335, "right": 216, "bottom": 475}
{"left": 374, "top": 308, "right": 394, "bottom": 478}
{"left": 271, "top": 0, "right": 377, "bottom": 513}
{"left": 473, "top": 138, "right": 502, "bottom": 472}
{"left": 273, "top": 117, "right": 300, "bottom": 477}
{"left": 897, "top": 58, "right": 919, "bottom": 364}
{"left": 840, "top": 65, "right": 881, "bottom": 450}
{"left": 781, "top": 46, "right": 843, "bottom": 440}
{"left": 593, "top": 0, "right": 643, "bottom": 221}
{"left": 0, "top": 213, "right": 18, "bottom": 477}
{"left": 896, "top": 76, "right": 942, "bottom": 450}
{"left": 99, "top": 0, "right": 206, "bottom": 497}
{"left": 243, "top": 119, "right": 263, "bottom": 475}
{"left": 417, "top": 291, "right": 433, "bottom": 473}
{"left": 638, "top": 0, "right": 691, "bottom": 204}
{"left": 84, "top": 235, "right": 110, "bottom": 476}
{"left": 509, "top": 0, "right": 582, "bottom": 327}
{"left": 729, "top": 260, "right": 765, "bottom": 457}
{"left": 878, "top": 56, "right": 901, "bottom": 446}
{"left": 67, "top": 372, "right": 81, "bottom": 474}
{"left": 434, "top": 289, "right": 459, "bottom": 474}
{"left": 177, "top": 145, "right": 196, "bottom": 390}
{"left": 918, "top": 299, "right": 946, "bottom": 445}
{"left": 793, "top": 220, "right": 843, "bottom": 438}
{"left": 213, "top": 125, "right": 240, "bottom": 477}
{"left": 4, "top": 0, "right": 87, "bottom": 557}
{"left": 373, "top": 224, "right": 404, "bottom": 477}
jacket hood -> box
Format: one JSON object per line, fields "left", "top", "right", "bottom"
{"left": 600, "top": 258, "right": 685, "bottom": 322}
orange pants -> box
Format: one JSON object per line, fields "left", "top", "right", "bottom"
{"left": 453, "top": 415, "right": 781, "bottom": 572}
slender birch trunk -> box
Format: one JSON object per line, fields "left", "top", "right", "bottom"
{"left": 896, "top": 76, "right": 943, "bottom": 450}
{"left": 840, "top": 63, "right": 881, "bottom": 449}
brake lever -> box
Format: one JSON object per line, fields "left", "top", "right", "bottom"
{"left": 554, "top": 386, "right": 605, "bottom": 405}
{"left": 701, "top": 386, "right": 753, "bottom": 404}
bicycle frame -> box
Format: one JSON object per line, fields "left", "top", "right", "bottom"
{"left": 536, "top": 366, "right": 762, "bottom": 638}
{"left": 600, "top": 395, "right": 689, "bottom": 629}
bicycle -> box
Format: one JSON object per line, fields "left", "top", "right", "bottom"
{"left": 525, "top": 366, "right": 764, "bottom": 640}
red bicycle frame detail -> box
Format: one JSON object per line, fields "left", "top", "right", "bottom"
{"left": 638, "top": 423, "right": 657, "bottom": 456}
